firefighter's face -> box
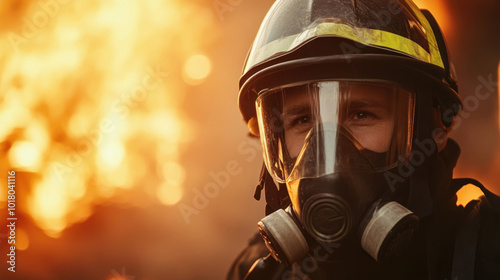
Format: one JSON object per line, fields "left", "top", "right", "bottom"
{"left": 282, "top": 84, "right": 396, "bottom": 158}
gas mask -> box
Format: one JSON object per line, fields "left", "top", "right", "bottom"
{"left": 255, "top": 81, "right": 420, "bottom": 265}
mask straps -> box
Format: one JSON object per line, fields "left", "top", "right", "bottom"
{"left": 254, "top": 162, "right": 290, "bottom": 215}
{"left": 253, "top": 163, "right": 267, "bottom": 201}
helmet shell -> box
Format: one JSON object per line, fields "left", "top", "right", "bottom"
{"left": 238, "top": 0, "right": 462, "bottom": 125}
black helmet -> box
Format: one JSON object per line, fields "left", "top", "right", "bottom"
{"left": 238, "top": 0, "right": 462, "bottom": 132}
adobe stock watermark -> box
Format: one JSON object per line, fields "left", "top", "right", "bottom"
{"left": 444, "top": 74, "right": 498, "bottom": 131}
{"left": 110, "top": 267, "right": 135, "bottom": 280}
{"left": 384, "top": 73, "right": 498, "bottom": 189}
{"left": 51, "top": 65, "right": 169, "bottom": 181}
{"left": 281, "top": 242, "right": 340, "bottom": 280}
{"left": 383, "top": 136, "right": 439, "bottom": 190}
{"left": 212, "top": 0, "right": 244, "bottom": 21}
{"left": 178, "top": 138, "right": 261, "bottom": 224}
{"left": 8, "top": 0, "right": 72, "bottom": 52}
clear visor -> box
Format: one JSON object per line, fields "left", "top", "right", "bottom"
{"left": 256, "top": 81, "right": 415, "bottom": 183}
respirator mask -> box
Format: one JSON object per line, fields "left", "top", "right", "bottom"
{"left": 255, "top": 81, "right": 420, "bottom": 265}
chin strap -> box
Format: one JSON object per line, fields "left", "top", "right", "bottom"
{"left": 254, "top": 163, "right": 290, "bottom": 215}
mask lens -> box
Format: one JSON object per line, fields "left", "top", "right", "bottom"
{"left": 256, "top": 81, "right": 415, "bottom": 183}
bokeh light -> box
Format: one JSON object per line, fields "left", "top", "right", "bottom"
{"left": 16, "top": 228, "right": 30, "bottom": 251}
{"left": 8, "top": 140, "right": 42, "bottom": 171}
{"left": 183, "top": 54, "right": 212, "bottom": 85}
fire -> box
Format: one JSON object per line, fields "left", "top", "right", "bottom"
{"left": 0, "top": 0, "right": 216, "bottom": 237}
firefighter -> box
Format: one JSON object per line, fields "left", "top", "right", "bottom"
{"left": 228, "top": 0, "right": 500, "bottom": 279}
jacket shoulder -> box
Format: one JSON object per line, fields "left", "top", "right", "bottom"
{"left": 474, "top": 195, "right": 500, "bottom": 278}
{"left": 226, "top": 232, "right": 270, "bottom": 280}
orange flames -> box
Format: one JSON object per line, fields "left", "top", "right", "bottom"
{"left": 0, "top": 0, "right": 217, "bottom": 238}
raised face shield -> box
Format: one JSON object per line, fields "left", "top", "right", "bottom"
{"left": 256, "top": 81, "right": 415, "bottom": 184}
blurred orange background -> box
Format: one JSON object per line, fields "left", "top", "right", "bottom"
{"left": 0, "top": 0, "right": 498, "bottom": 279}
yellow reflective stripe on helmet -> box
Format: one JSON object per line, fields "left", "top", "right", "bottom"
{"left": 315, "top": 22, "right": 434, "bottom": 65}
{"left": 404, "top": 0, "right": 445, "bottom": 68}
{"left": 246, "top": 21, "right": 445, "bottom": 74}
